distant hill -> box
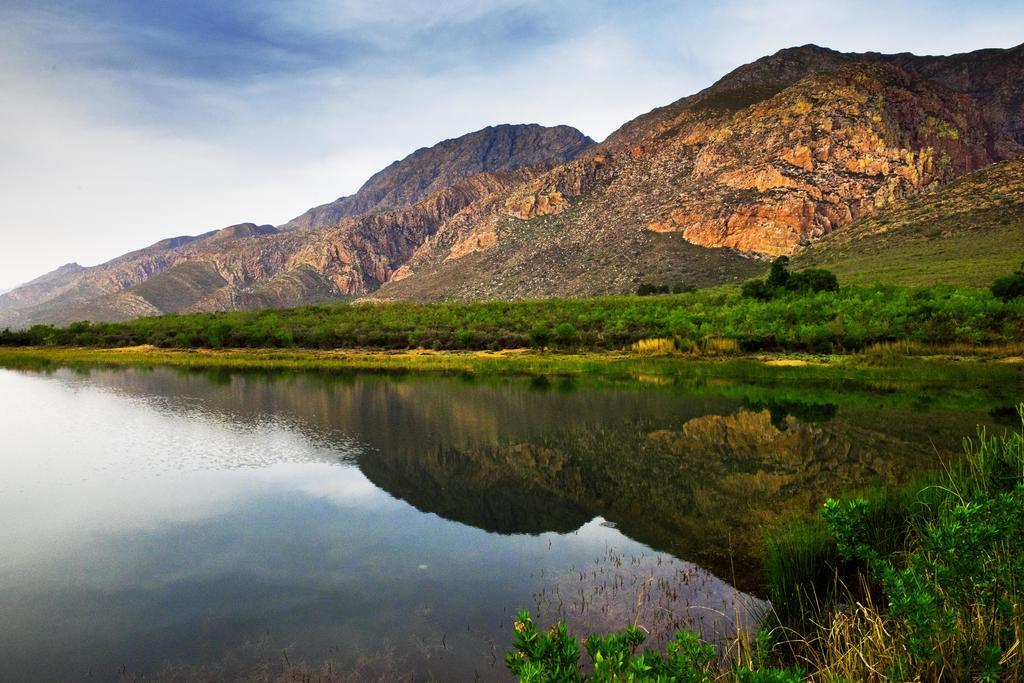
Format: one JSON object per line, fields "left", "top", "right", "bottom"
{"left": 1, "top": 43, "right": 1022, "bottom": 327}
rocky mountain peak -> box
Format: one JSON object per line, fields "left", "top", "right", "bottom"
{"left": 282, "top": 123, "right": 594, "bottom": 230}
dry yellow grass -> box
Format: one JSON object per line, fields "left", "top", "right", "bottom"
{"left": 630, "top": 338, "right": 676, "bottom": 355}
{"left": 864, "top": 340, "right": 1024, "bottom": 358}
{"left": 629, "top": 337, "right": 741, "bottom": 357}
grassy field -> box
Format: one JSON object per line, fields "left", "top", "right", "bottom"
{"left": 797, "top": 216, "right": 1024, "bottom": 288}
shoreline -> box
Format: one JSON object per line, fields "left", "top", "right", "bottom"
{"left": 0, "top": 344, "right": 1021, "bottom": 379}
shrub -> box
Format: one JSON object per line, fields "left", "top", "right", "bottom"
{"left": 506, "top": 610, "right": 734, "bottom": 682}
{"left": 553, "top": 323, "right": 579, "bottom": 347}
{"left": 529, "top": 325, "right": 552, "bottom": 349}
{"left": 505, "top": 610, "right": 581, "bottom": 682}
{"left": 741, "top": 278, "right": 775, "bottom": 301}
{"left": 456, "top": 328, "right": 479, "bottom": 348}
{"left": 743, "top": 259, "right": 838, "bottom": 301}
{"left": 991, "top": 262, "right": 1024, "bottom": 302}
{"left": 506, "top": 610, "right": 805, "bottom": 682}
{"left": 636, "top": 283, "right": 670, "bottom": 296}
{"left": 787, "top": 268, "right": 838, "bottom": 293}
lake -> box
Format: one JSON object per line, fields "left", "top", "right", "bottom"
{"left": 0, "top": 362, "right": 1019, "bottom": 681}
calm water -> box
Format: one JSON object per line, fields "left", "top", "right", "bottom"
{"left": 0, "top": 364, "right": 1019, "bottom": 681}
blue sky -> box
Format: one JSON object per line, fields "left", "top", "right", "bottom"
{"left": 1, "top": 0, "right": 1022, "bottom": 286}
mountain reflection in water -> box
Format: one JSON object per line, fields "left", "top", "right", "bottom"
{"left": 0, "top": 365, "right": 1010, "bottom": 681}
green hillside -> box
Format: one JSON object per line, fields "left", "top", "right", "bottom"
{"left": 795, "top": 159, "right": 1024, "bottom": 287}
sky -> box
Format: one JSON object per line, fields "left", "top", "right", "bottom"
{"left": 1, "top": 1, "right": 1022, "bottom": 287}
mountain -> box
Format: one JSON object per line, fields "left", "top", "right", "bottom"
{"left": 1, "top": 43, "right": 1021, "bottom": 327}
{"left": 373, "top": 47, "right": 1018, "bottom": 300}
{"left": 282, "top": 123, "right": 595, "bottom": 230}
{"left": 0, "top": 125, "right": 591, "bottom": 327}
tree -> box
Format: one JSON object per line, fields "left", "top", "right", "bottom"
{"left": 767, "top": 256, "right": 791, "bottom": 288}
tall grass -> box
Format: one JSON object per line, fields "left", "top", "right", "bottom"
{"left": 863, "top": 339, "right": 1024, "bottom": 359}
{"left": 763, "top": 517, "right": 838, "bottom": 628}
{"left": 630, "top": 336, "right": 741, "bottom": 356}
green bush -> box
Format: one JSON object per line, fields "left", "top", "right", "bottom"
{"left": 991, "top": 262, "right": 1024, "bottom": 302}
{"left": 529, "top": 325, "right": 552, "bottom": 349}
{"left": 553, "top": 323, "right": 579, "bottom": 347}
{"left": 506, "top": 609, "right": 789, "bottom": 682}
{"left": 636, "top": 283, "right": 671, "bottom": 296}
{"left": 740, "top": 278, "right": 775, "bottom": 301}
{"left": 786, "top": 268, "right": 838, "bottom": 294}
{"left": 742, "top": 258, "right": 839, "bottom": 301}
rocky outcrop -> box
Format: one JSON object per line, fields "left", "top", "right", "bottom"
{"left": 792, "top": 157, "right": 1024, "bottom": 285}
{"left": 647, "top": 64, "right": 991, "bottom": 255}
{"left": 890, "top": 43, "right": 1024, "bottom": 159}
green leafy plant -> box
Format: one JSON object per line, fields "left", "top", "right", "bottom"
{"left": 506, "top": 610, "right": 808, "bottom": 682}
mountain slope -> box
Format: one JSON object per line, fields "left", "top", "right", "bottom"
{"left": 282, "top": 123, "right": 594, "bottom": 230}
{"left": 890, "top": 43, "right": 1024, "bottom": 159}
{"left": 793, "top": 158, "right": 1024, "bottom": 287}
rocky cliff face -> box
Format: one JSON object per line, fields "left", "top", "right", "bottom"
{"left": 642, "top": 63, "right": 990, "bottom": 255}
{"left": 890, "top": 43, "right": 1024, "bottom": 159}
{"left": 1, "top": 44, "right": 1020, "bottom": 325}
{"left": 282, "top": 123, "right": 594, "bottom": 230}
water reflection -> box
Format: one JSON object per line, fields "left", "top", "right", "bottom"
{"left": 0, "top": 364, "right": 1013, "bottom": 681}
